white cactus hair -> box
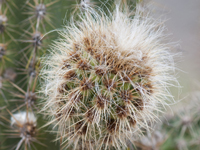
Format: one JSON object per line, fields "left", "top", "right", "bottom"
{"left": 11, "top": 111, "right": 37, "bottom": 126}
{"left": 40, "top": 2, "right": 178, "bottom": 150}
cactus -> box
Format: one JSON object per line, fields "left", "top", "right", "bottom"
{"left": 132, "top": 90, "right": 200, "bottom": 150}
{"left": 0, "top": 0, "right": 59, "bottom": 149}
{"left": 40, "top": 2, "right": 177, "bottom": 150}
{"left": 133, "top": 124, "right": 166, "bottom": 150}
{"left": 160, "top": 91, "right": 200, "bottom": 150}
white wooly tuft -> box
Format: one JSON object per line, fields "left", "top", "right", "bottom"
{"left": 11, "top": 111, "right": 37, "bottom": 126}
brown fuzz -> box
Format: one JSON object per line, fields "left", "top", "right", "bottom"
{"left": 133, "top": 99, "right": 144, "bottom": 111}
{"left": 145, "top": 83, "right": 154, "bottom": 95}
{"left": 120, "top": 90, "right": 133, "bottom": 104}
{"left": 75, "top": 121, "right": 87, "bottom": 135}
{"left": 96, "top": 95, "right": 108, "bottom": 109}
{"left": 77, "top": 59, "right": 91, "bottom": 70}
{"left": 95, "top": 66, "right": 107, "bottom": 76}
{"left": 85, "top": 109, "right": 95, "bottom": 123}
{"left": 58, "top": 83, "right": 69, "bottom": 93}
{"left": 80, "top": 78, "right": 93, "bottom": 91}
{"left": 61, "top": 60, "right": 71, "bottom": 69}
{"left": 68, "top": 92, "right": 82, "bottom": 104}
{"left": 83, "top": 37, "right": 91, "bottom": 47}
{"left": 103, "top": 135, "right": 113, "bottom": 145}
{"left": 121, "top": 71, "right": 135, "bottom": 82}
{"left": 94, "top": 53, "right": 103, "bottom": 63}
{"left": 86, "top": 47, "right": 95, "bottom": 55}
{"left": 103, "top": 79, "right": 116, "bottom": 91}
{"left": 21, "top": 123, "right": 36, "bottom": 137}
{"left": 73, "top": 43, "right": 80, "bottom": 51}
{"left": 107, "top": 119, "right": 119, "bottom": 134}
{"left": 69, "top": 51, "right": 81, "bottom": 61}
{"left": 116, "top": 105, "right": 129, "bottom": 119}
{"left": 127, "top": 116, "right": 137, "bottom": 127}
{"left": 63, "top": 70, "right": 76, "bottom": 80}
{"left": 63, "top": 107, "right": 76, "bottom": 118}
{"left": 138, "top": 67, "right": 152, "bottom": 78}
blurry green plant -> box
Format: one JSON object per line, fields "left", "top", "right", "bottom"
{"left": 133, "top": 91, "right": 200, "bottom": 150}
{"left": 160, "top": 92, "right": 200, "bottom": 150}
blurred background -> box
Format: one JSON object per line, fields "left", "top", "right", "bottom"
{"left": 152, "top": 0, "right": 200, "bottom": 93}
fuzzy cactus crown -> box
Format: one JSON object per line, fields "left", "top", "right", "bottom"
{"left": 40, "top": 3, "right": 176, "bottom": 150}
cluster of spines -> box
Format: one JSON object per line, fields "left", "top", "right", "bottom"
{"left": 0, "top": 0, "right": 16, "bottom": 104}
{"left": 133, "top": 123, "right": 166, "bottom": 150}
{"left": 160, "top": 92, "right": 200, "bottom": 150}
{"left": 134, "top": 91, "right": 200, "bottom": 150}
{"left": 0, "top": 1, "right": 19, "bottom": 149}
{"left": 0, "top": 0, "right": 58, "bottom": 149}
{"left": 41, "top": 2, "right": 177, "bottom": 150}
